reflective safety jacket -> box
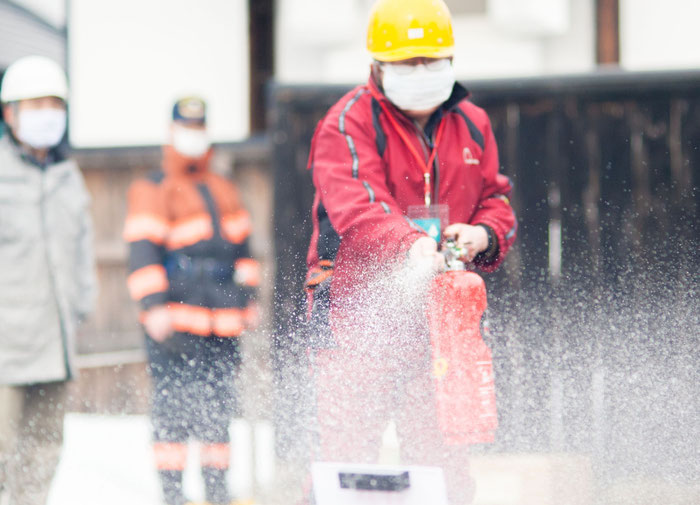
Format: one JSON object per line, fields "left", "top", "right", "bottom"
{"left": 305, "top": 76, "right": 517, "bottom": 345}
{"left": 124, "top": 146, "right": 259, "bottom": 338}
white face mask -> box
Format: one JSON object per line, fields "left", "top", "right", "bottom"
{"left": 172, "top": 125, "right": 210, "bottom": 158}
{"left": 381, "top": 61, "right": 456, "bottom": 112}
{"left": 16, "top": 108, "right": 66, "bottom": 149}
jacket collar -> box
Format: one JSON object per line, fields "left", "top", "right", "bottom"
{"left": 2, "top": 124, "right": 68, "bottom": 170}
{"left": 161, "top": 144, "right": 212, "bottom": 178}
{"left": 425, "top": 81, "right": 469, "bottom": 137}
{"left": 367, "top": 73, "right": 471, "bottom": 136}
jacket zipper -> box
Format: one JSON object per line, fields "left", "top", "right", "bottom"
{"left": 373, "top": 91, "right": 444, "bottom": 207}
{"left": 39, "top": 169, "right": 72, "bottom": 380}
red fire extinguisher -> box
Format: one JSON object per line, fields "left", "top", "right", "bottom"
{"left": 426, "top": 242, "right": 498, "bottom": 444}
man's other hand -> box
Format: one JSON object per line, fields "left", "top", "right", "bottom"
{"left": 143, "top": 305, "right": 173, "bottom": 342}
{"left": 443, "top": 223, "right": 488, "bottom": 262}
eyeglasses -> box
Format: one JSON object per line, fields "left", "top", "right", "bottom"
{"left": 380, "top": 58, "right": 451, "bottom": 75}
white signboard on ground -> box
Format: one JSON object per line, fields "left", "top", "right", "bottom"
{"left": 312, "top": 462, "right": 448, "bottom": 505}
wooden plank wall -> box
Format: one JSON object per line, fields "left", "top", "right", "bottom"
{"left": 270, "top": 72, "right": 700, "bottom": 482}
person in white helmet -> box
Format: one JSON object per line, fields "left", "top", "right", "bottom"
{"left": 0, "top": 56, "right": 96, "bottom": 505}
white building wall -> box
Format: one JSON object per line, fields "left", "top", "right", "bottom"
{"left": 274, "top": 0, "right": 596, "bottom": 84}
{"left": 68, "top": 0, "right": 249, "bottom": 148}
{"left": 540, "top": 0, "right": 596, "bottom": 74}
{"left": 451, "top": 16, "right": 546, "bottom": 79}
{"left": 274, "top": 0, "right": 369, "bottom": 84}
{"left": 9, "top": 0, "right": 700, "bottom": 148}
{"left": 620, "top": 0, "right": 700, "bottom": 70}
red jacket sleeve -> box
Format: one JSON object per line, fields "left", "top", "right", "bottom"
{"left": 310, "top": 90, "right": 424, "bottom": 265}
{"left": 469, "top": 112, "right": 517, "bottom": 272}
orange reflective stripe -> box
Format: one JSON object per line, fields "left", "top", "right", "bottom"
{"left": 221, "top": 210, "right": 251, "bottom": 244}
{"left": 243, "top": 303, "right": 259, "bottom": 327}
{"left": 127, "top": 265, "right": 169, "bottom": 300}
{"left": 234, "top": 258, "right": 261, "bottom": 287}
{"left": 166, "top": 304, "right": 249, "bottom": 337}
{"left": 200, "top": 443, "right": 231, "bottom": 469}
{"left": 153, "top": 442, "right": 188, "bottom": 471}
{"left": 122, "top": 213, "right": 169, "bottom": 244}
{"left": 169, "top": 303, "right": 212, "bottom": 336}
{"left": 212, "top": 308, "right": 244, "bottom": 337}
{"left": 166, "top": 214, "right": 214, "bottom": 250}
{"left": 306, "top": 267, "right": 333, "bottom": 288}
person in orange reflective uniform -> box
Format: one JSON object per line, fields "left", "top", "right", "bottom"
{"left": 124, "top": 97, "right": 259, "bottom": 505}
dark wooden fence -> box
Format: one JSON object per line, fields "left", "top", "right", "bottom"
{"left": 270, "top": 70, "right": 699, "bottom": 483}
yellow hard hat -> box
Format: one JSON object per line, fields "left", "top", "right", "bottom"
{"left": 366, "top": 0, "right": 455, "bottom": 62}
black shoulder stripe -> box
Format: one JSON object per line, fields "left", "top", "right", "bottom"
{"left": 371, "top": 98, "right": 387, "bottom": 157}
{"left": 147, "top": 170, "right": 165, "bottom": 184}
{"left": 455, "top": 108, "right": 485, "bottom": 150}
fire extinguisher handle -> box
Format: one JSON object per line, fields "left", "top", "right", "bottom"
{"left": 441, "top": 238, "right": 467, "bottom": 271}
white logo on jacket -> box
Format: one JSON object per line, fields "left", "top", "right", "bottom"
{"left": 463, "top": 147, "right": 480, "bottom": 165}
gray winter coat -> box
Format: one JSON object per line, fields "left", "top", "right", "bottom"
{"left": 0, "top": 134, "right": 96, "bottom": 385}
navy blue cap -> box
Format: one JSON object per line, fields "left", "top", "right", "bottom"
{"left": 172, "top": 96, "right": 206, "bottom": 124}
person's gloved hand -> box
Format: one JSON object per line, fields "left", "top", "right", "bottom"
{"left": 407, "top": 236, "right": 446, "bottom": 272}
{"left": 143, "top": 305, "right": 173, "bottom": 342}
{"left": 443, "top": 223, "right": 489, "bottom": 262}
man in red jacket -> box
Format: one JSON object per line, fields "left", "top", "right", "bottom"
{"left": 304, "top": 1, "right": 516, "bottom": 503}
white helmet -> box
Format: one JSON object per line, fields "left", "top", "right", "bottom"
{"left": 1, "top": 56, "right": 68, "bottom": 103}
